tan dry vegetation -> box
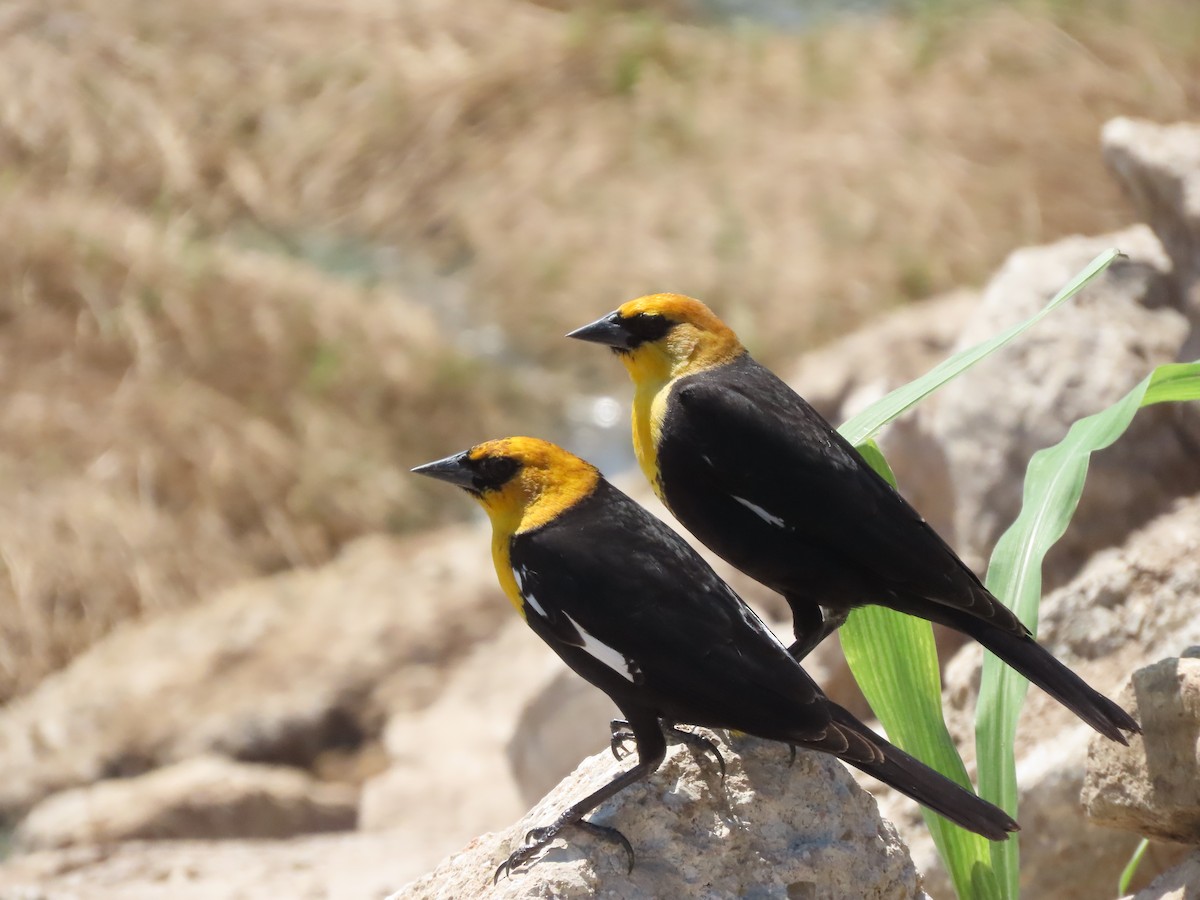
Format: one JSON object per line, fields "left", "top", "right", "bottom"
{"left": 0, "top": 186, "right": 532, "bottom": 699}
{"left": 0, "top": 0, "right": 1197, "bottom": 698}
{"left": 4, "top": 0, "right": 1199, "bottom": 355}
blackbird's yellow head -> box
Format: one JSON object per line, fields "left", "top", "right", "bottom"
{"left": 412, "top": 437, "right": 600, "bottom": 535}
{"left": 567, "top": 293, "right": 744, "bottom": 383}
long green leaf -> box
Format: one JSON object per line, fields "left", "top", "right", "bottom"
{"left": 842, "top": 444, "right": 1003, "bottom": 900}
{"left": 1118, "top": 838, "right": 1150, "bottom": 897}
{"left": 841, "top": 249, "right": 1121, "bottom": 446}
{"left": 976, "top": 361, "right": 1200, "bottom": 898}
{"left": 838, "top": 250, "right": 1121, "bottom": 898}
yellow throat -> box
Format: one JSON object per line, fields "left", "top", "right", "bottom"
{"left": 617, "top": 319, "right": 742, "bottom": 501}
{"left": 466, "top": 437, "right": 601, "bottom": 618}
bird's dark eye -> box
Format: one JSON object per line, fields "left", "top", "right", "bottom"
{"left": 471, "top": 455, "right": 520, "bottom": 491}
{"left": 621, "top": 313, "right": 674, "bottom": 347}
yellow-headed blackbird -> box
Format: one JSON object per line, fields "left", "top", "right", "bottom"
{"left": 413, "top": 437, "right": 1017, "bottom": 879}
{"left": 568, "top": 294, "right": 1139, "bottom": 744}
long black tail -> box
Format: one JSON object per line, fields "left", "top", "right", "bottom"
{"left": 945, "top": 608, "right": 1140, "bottom": 744}
{"left": 824, "top": 706, "right": 1019, "bottom": 841}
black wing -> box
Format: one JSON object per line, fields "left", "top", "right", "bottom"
{"left": 509, "top": 480, "right": 838, "bottom": 741}
{"left": 665, "top": 355, "right": 1023, "bottom": 631}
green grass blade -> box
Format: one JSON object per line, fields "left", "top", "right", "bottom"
{"left": 836, "top": 253, "right": 1121, "bottom": 898}
{"left": 976, "top": 361, "right": 1200, "bottom": 898}
{"left": 840, "top": 249, "right": 1121, "bottom": 446}
{"left": 1117, "top": 838, "right": 1150, "bottom": 897}
{"left": 836, "top": 251, "right": 1124, "bottom": 897}
{"left": 842, "top": 606, "right": 1003, "bottom": 900}
{"left": 841, "top": 442, "right": 1003, "bottom": 900}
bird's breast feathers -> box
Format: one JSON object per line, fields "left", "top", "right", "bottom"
{"left": 631, "top": 379, "right": 673, "bottom": 501}
{"left": 490, "top": 534, "right": 529, "bottom": 618}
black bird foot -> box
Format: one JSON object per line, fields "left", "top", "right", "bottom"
{"left": 786, "top": 743, "right": 798, "bottom": 767}
{"left": 609, "top": 719, "right": 636, "bottom": 761}
{"left": 786, "top": 638, "right": 815, "bottom": 663}
{"left": 609, "top": 720, "right": 725, "bottom": 777}
{"left": 787, "top": 605, "right": 847, "bottom": 662}
{"left": 493, "top": 819, "right": 634, "bottom": 883}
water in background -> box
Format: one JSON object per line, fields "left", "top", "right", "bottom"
{"left": 698, "top": 0, "right": 895, "bottom": 30}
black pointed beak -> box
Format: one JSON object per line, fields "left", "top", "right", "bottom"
{"left": 566, "top": 311, "right": 629, "bottom": 349}
{"left": 411, "top": 451, "right": 477, "bottom": 489}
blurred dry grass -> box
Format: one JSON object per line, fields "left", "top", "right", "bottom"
{"left": 0, "top": 187, "right": 534, "bottom": 695}
{"left": 0, "top": 0, "right": 1197, "bottom": 700}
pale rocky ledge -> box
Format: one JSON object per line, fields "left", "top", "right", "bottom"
{"left": 394, "top": 735, "right": 931, "bottom": 900}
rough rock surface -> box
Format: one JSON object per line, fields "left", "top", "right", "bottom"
{"left": 1103, "top": 118, "right": 1200, "bottom": 358}
{"left": 879, "top": 494, "right": 1200, "bottom": 900}
{"left": 14, "top": 755, "right": 357, "bottom": 851}
{"left": 0, "top": 526, "right": 508, "bottom": 823}
{"left": 1103, "top": 118, "right": 1200, "bottom": 278}
{"left": 1126, "top": 852, "right": 1200, "bottom": 900}
{"left": 358, "top": 582, "right": 868, "bottom": 883}
{"left": 395, "top": 736, "right": 926, "bottom": 900}
{"left": 1084, "top": 655, "right": 1200, "bottom": 844}
{"left": 931, "top": 225, "right": 1200, "bottom": 586}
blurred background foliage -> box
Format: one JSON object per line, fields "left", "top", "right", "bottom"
{"left": 0, "top": 0, "right": 1197, "bottom": 701}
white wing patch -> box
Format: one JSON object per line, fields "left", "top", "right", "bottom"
{"left": 524, "top": 592, "right": 548, "bottom": 618}
{"left": 562, "top": 612, "right": 638, "bottom": 682}
{"left": 732, "top": 495, "right": 788, "bottom": 528}
{"left": 513, "top": 567, "right": 548, "bottom": 618}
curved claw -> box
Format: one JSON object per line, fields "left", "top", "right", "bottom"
{"left": 494, "top": 848, "right": 535, "bottom": 884}
{"left": 608, "top": 719, "right": 635, "bottom": 761}
{"left": 573, "top": 820, "right": 635, "bottom": 874}
{"left": 495, "top": 830, "right": 553, "bottom": 883}
{"left": 496, "top": 818, "right": 634, "bottom": 881}
{"left": 672, "top": 727, "right": 726, "bottom": 779}
{"left": 524, "top": 825, "right": 553, "bottom": 845}
{"left": 610, "top": 730, "right": 635, "bottom": 762}
{"left": 493, "top": 855, "right": 515, "bottom": 884}
{"left": 787, "top": 743, "right": 798, "bottom": 767}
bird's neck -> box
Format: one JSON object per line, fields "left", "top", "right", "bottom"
{"left": 489, "top": 533, "right": 527, "bottom": 618}
{"left": 622, "top": 336, "right": 742, "bottom": 503}
{"left": 630, "top": 377, "right": 670, "bottom": 503}
{"left": 480, "top": 468, "right": 596, "bottom": 619}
